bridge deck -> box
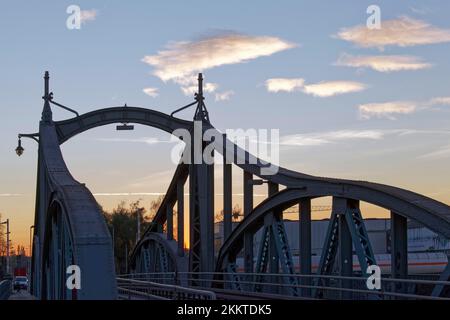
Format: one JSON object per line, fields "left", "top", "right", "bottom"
{"left": 8, "top": 291, "right": 35, "bottom": 300}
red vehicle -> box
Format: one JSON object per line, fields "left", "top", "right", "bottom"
{"left": 14, "top": 267, "right": 27, "bottom": 277}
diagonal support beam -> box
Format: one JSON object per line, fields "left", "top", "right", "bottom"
{"left": 315, "top": 197, "right": 377, "bottom": 299}
{"left": 432, "top": 256, "right": 450, "bottom": 297}
{"left": 271, "top": 217, "right": 298, "bottom": 296}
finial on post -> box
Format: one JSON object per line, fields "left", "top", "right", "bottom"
{"left": 41, "top": 71, "right": 53, "bottom": 122}
{"left": 44, "top": 71, "right": 49, "bottom": 100}
{"left": 194, "top": 73, "right": 209, "bottom": 122}
{"left": 198, "top": 73, "right": 203, "bottom": 98}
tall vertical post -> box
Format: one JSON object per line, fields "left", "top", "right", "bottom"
{"left": 29, "top": 225, "right": 34, "bottom": 274}
{"left": 189, "top": 74, "right": 215, "bottom": 285}
{"left": 136, "top": 209, "right": 141, "bottom": 243}
{"left": 243, "top": 172, "right": 254, "bottom": 278}
{"left": 223, "top": 136, "right": 232, "bottom": 241}
{"left": 267, "top": 182, "right": 279, "bottom": 293}
{"left": 124, "top": 243, "right": 128, "bottom": 274}
{"left": 177, "top": 179, "right": 184, "bottom": 257}
{"left": 189, "top": 145, "right": 214, "bottom": 283}
{"left": 334, "top": 197, "right": 353, "bottom": 299}
{"left": 112, "top": 227, "right": 115, "bottom": 257}
{"left": 299, "top": 198, "right": 311, "bottom": 297}
{"left": 391, "top": 211, "right": 407, "bottom": 293}
{"left": 6, "top": 219, "right": 10, "bottom": 275}
{"left": 167, "top": 205, "right": 173, "bottom": 240}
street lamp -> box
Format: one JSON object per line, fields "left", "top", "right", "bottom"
{"left": 15, "top": 138, "right": 24, "bottom": 156}
{"left": 15, "top": 133, "right": 39, "bottom": 157}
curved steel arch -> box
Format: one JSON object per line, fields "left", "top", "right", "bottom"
{"left": 216, "top": 187, "right": 450, "bottom": 271}
{"left": 197, "top": 126, "right": 450, "bottom": 237}
{"left": 130, "top": 233, "right": 188, "bottom": 278}
{"left": 34, "top": 119, "right": 117, "bottom": 299}
{"left": 54, "top": 106, "right": 192, "bottom": 144}
{"left": 131, "top": 125, "right": 450, "bottom": 240}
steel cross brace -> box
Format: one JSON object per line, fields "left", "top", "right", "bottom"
{"left": 432, "top": 255, "right": 450, "bottom": 297}
{"left": 313, "top": 202, "right": 377, "bottom": 299}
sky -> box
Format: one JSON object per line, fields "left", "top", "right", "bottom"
{"left": 0, "top": 1, "right": 450, "bottom": 252}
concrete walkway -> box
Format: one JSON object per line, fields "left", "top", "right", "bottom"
{"left": 8, "top": 290, "right": 35, "bottom": 300}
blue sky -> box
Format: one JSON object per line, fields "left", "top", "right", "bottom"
{"left": 1, "top": 1, "right": 450, "bottom": 247}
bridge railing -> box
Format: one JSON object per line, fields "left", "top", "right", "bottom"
{"left": 0, "top": 280, "right": 12, "bottom": 300}
{"left": 116, "top": 277, "right": 216, "bottom": 300}
{"left": 121, "top": 272, "right": 450, "bottom": 300}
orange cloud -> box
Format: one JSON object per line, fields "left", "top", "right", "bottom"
{"left": 143, "top": 32, "right": 295, "bottom": 94}
{"left": 335, "top": 16, "right": 450, "bottom": 49}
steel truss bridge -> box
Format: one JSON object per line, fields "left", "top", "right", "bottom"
{"left": 18, "top": 72, "right": 450, "bottom": 300}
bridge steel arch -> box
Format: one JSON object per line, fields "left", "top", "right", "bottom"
{"left": 33, "top": 106, "right": 117, "bottom": 299}
{"left": 32, "top": 104, "right": 197, "bottom": 298}
{"left": 27, "top": 73, "right": 450, "bottom": 299}
{"left": 129, "top": 233, "right": 188, "bottom": 285}
{"left": 55, "top": 106, "right": 192, "bottom": 144}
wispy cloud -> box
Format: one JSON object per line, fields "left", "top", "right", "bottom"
{"left": 142, "top": 32, "right": 295, "bottom": 94}
{"left": 280, "top": 130, "right": 385, "bottom": 147}
{"left": 280, "top": 129, "right": 450, "bottom": 147}
{"left": 265, "top": 78, "right": 305, "bottom": 93}
{"left": 418, "top": 144, "right": 450, "bottom": 160}
{"left": 335, "top": 53, "right": 432, "bottom": 72}
{"left": 93, "top": 192, "right": 267, "bottom": 197}
{"left": 335, "top": 16, "right": 450, "bottom": 49}
{"left": 428, "top": 96, "right": 450, "bottom": 106}
{"left": 95, "top": 137, "right": 174, "bottom": 144}
{"left": 93, "top": 192, "right": 166, "bottom": 196}
{"left": 142, "top": 87, "right": 159, "bottom": 97}
{"left": 359, "top": 97, "right": 450, "bottom": 119}
{"left": 359, "top": 101, "right": 417, "bottom": 120}
{"left": 265, "top": 78, "right": 366, "bottom": 97}
{"left": 410, "top": 6, "right": 432, "bottom": 15}
{"left": 215, "top": 90, "right": 234, "bottom": 101}
{"left": 80, "top": 9, "right": 97, "bottom": 24}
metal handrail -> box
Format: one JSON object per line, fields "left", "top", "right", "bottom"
{"left": 183, "top": 277, "right": 450, "bottom": 301}
{"left": 120, "top": 271, "right": 450, "bottom": 287}
{"left": 116, "top": 277, "right": 216, "bottom": 300}
{"left": 119, "top": 272, "right": 450, "bottom": 300}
